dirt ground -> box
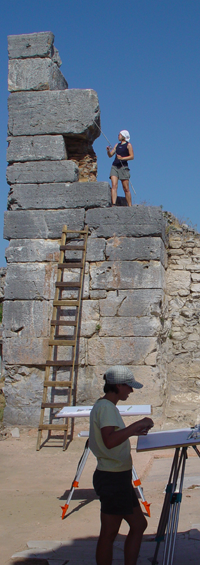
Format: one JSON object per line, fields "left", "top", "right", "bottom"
{"left": 1, "top": 425, "right": 200, "bottom": 565}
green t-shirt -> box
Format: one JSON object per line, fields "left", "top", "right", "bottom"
{"left": 89, "top": 398, "right": 132, "bottom": 472}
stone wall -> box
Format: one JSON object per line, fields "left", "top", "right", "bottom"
{"left": 160, "top": 214, "right": 200, "bottom": 427}
{"left": 3, "top": 32, "right": 200, "bottom": 429}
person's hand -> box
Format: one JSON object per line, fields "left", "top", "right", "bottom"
{"left": 132, "top": 417, "right": 154, "bottom": 436}
{"left": 116, "top": 154, "right": 122, "bottom": 160}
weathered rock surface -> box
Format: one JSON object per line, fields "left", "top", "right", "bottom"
{"left": 4, "top": 263, "right": 57, "bottom": 300}
{"left": 8, "top": 58, "right": 68, "bottom": 91}
{"left": 0, "top": 267, "right": 6, "bottom": 299}
{"left": 86, "top": 206, "right": 166, "bottom": 239}
{"left": 99, "top": 289, "right": 163, "bottom": 317}
{"left": 3, "top": 368, "right": 45, "bottom": 426}
{"left": 7, "top": 135, "right": 67, "bottom": 163}
{"left": 7, "top": 182, "right": 111, "bottom": 210}
{"left": 90, "top": 261, "right": 164, "bottom": 290}
{"left": 105, "top": 236, "right": 166, "bottom": 266}
{"left": 8, "top": 90, "right": 100, "bottom": 140}
{"left": 4, "top": 209, "right": 85, "bottom": 239}
{"left": 88, "top": 336, "right": 157, "bottom": 365}
{"left": 86, "top": 237, "right": 106, "bottom": 261}
{"left": 8, "top": 32, "right": 55, "bottom": 60}
{"left": 3, "top": 300, "right": 52, "bottom": 337}
{"left": 5, "top": 239, "right": 60, "bottom": 262}
{"left": 7, "top": 161, "right": 79, "bottom": 185}
{"left": 99, "top": 316, "right": 161, "bottom": 337}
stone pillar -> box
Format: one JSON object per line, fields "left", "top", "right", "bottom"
{"left": 3, "top": 32, "right": 167, "bottom": 428}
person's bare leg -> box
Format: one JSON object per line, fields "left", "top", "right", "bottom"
{"left": 124, "top": 506, "right": 147, "bottom": 565}
{"left": 122, "top": 179, "right": 132, "bottom": 206}
{"left": 110, "top": 175, "right": 118, "bottom": 205}
{"left": 96, "top": 512, "right": 122, "bottom": 565}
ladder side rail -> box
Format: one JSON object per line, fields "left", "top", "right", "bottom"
{"left": 68, "top": 225, "right": 88, "bottom": 407}
{"left": 36, "top": 225, "right": 68, "bottom": 450}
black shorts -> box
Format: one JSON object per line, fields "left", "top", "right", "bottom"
{"left": 93, "top": 468, "right": 139, "bottom": 515}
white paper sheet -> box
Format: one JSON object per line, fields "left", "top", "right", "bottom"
{"left": 56, "top": 404, "right": 151, "bottom": 418}
{"left": 137, "top": 428, "right": 200, "bottom": 452}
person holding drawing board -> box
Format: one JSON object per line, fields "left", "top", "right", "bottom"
{"left": 89, "top": 365, "right": 154, "bottom": 565}
{"left": 106, "top": 130, "right": 134, "bottom": 207}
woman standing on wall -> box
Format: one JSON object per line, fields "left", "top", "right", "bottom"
{"left": 106, "top": 130, "right": 134, "bottom": 207}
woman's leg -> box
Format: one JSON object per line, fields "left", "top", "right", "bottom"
{"left": 96, "top": 512, "right": 122, "bottom": 565}
{"left": 110, "top": 175, "right": 118, "bottom": 205}
{"left": 124, "top": 506, "right": 147, "bottom": 565}
{"left": 121, "top": 179, "right": 132, "bottom": 206}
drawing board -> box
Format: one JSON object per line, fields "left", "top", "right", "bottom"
{"left": 56, "top": 404, "right": 151, "bottom": 419}
{"left": 137, "top": 428, "right": 200, "bottom": 452}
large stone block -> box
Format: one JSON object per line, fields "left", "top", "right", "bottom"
{"left": 4, "top": 263, "right": 57, "bottom": 300}
{"left": 8, "top": 32, "right": 55, "bottom": 60}
{"left": 3, "top": 367, "right": 45, "bottom": 426}
{"left": 90, "top": 365, "right": 163, "bottom": 412}
{"left": 86, "top": 237, "right": 106, "bottom": 261}
{"left": 90, "top": 261, "right": 164, "bottom": 290}
{"left": 76, "top": 366, "right": 99, "bottom": 404}
{"left": 3, "top": 300, "right": 52, "bottom": 337}
{"left": 3, "top": 336, "right": 49, "bottom": 365}
{"left": 7, "top": 182, "right": 111, "bottom": 210}
{"left": 5, "top": 239, "right": 60, "bottom": 262}
{"left": 80, "top": 300, "right": 100, "bottom": 337}
{"left": 88, "top": 336, "right": 157, "bottom": 365}
{"left": 86, "top": 206, "right": 166, "bottom": 240}
{"left": 6, "top": 161, "right": 79, "bottom": 185}
{"left": 8, "top": 90, "right": 100, "bottom": 141}
{"left": 99, "top": 290, "right": 163, "bottom": 317}
{"left": 130, "top": 366, "right": 163, "bottom": 408}
{"left": 105, "top": 236, "right": 166, "bottom": 266}
{"left": 8, "top": 58, "right": 68, "bottom": 92}
{"left": 7, "top": 135, "right": 67, "bottom": 162}
{"left": 4, "top": 209, "right": 85, "bottom": 239}
{"left": 99, "top": 316, "right": 161, "bottom": 337}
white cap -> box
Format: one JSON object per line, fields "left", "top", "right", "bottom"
{"left": 120, "top": 130, "right": 130, "bottom": 142}
{"left": 104, "top": 366, "right": 143, "bottom": 389}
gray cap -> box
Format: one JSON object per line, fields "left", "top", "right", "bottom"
{"left": 104, "top": 365, "right": 143, "bottom": 389}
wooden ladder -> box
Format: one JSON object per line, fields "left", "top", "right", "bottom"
{"left": 36, "top": 224, "right": 88, "bottom": 450}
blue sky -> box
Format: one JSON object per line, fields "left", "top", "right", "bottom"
{"left": 0, "top": 0, "right": 200, "bottom": 265}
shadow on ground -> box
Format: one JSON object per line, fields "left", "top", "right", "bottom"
{"left": 10, "top": 529, "right": 200, "bottom": 565}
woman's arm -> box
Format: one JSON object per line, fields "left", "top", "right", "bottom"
{"left": 116, "top": 143, "right": 134, "bottom": 162}
{"left": 106, "top": 144, "right": 117, "bottom": 158}
{"left": 101, "top": 417, "right": 154, "bottom": 449}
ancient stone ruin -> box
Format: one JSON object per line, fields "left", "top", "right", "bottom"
{"left": 3, "top": 32, "right": 200, "bottom": 429}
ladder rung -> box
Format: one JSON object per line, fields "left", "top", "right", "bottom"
{"left": 49, "top": 339, "right": 75, "bottom": 346}
{"left": 38, "top": 424, "right": 69, "bottom": 430}
{"left": 53, "top": 300, "right": 79, "bottom": 306}
{"left": 44, "top": 380, "right": 72, "bottom": 387}
{"left": 51, "top": 321, "right": 77, "bottom": 326}
{"left": 60, "top": 245, "right": 85, "bottom": 250}
{"left": 41, "top": 402, "right": 69, "bottom": 409}
{"left": 64, "top": 230, "right": 88, "bottom": 234}
{"left": 46, "top": 360, "right": 74, "bottom": 366}
{"left": 55, "top": 281, "right": 81, "bottom": 288}
{"left": 58, "top": 262, "right": 83, "bottom": 269}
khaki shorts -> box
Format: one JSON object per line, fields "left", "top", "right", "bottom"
{"left": 110, "top": 165, "right": 130, "bottom": 181}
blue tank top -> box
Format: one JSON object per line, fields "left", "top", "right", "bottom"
{"left": 113, "top": 142, "right": 129, "bottom": 168}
